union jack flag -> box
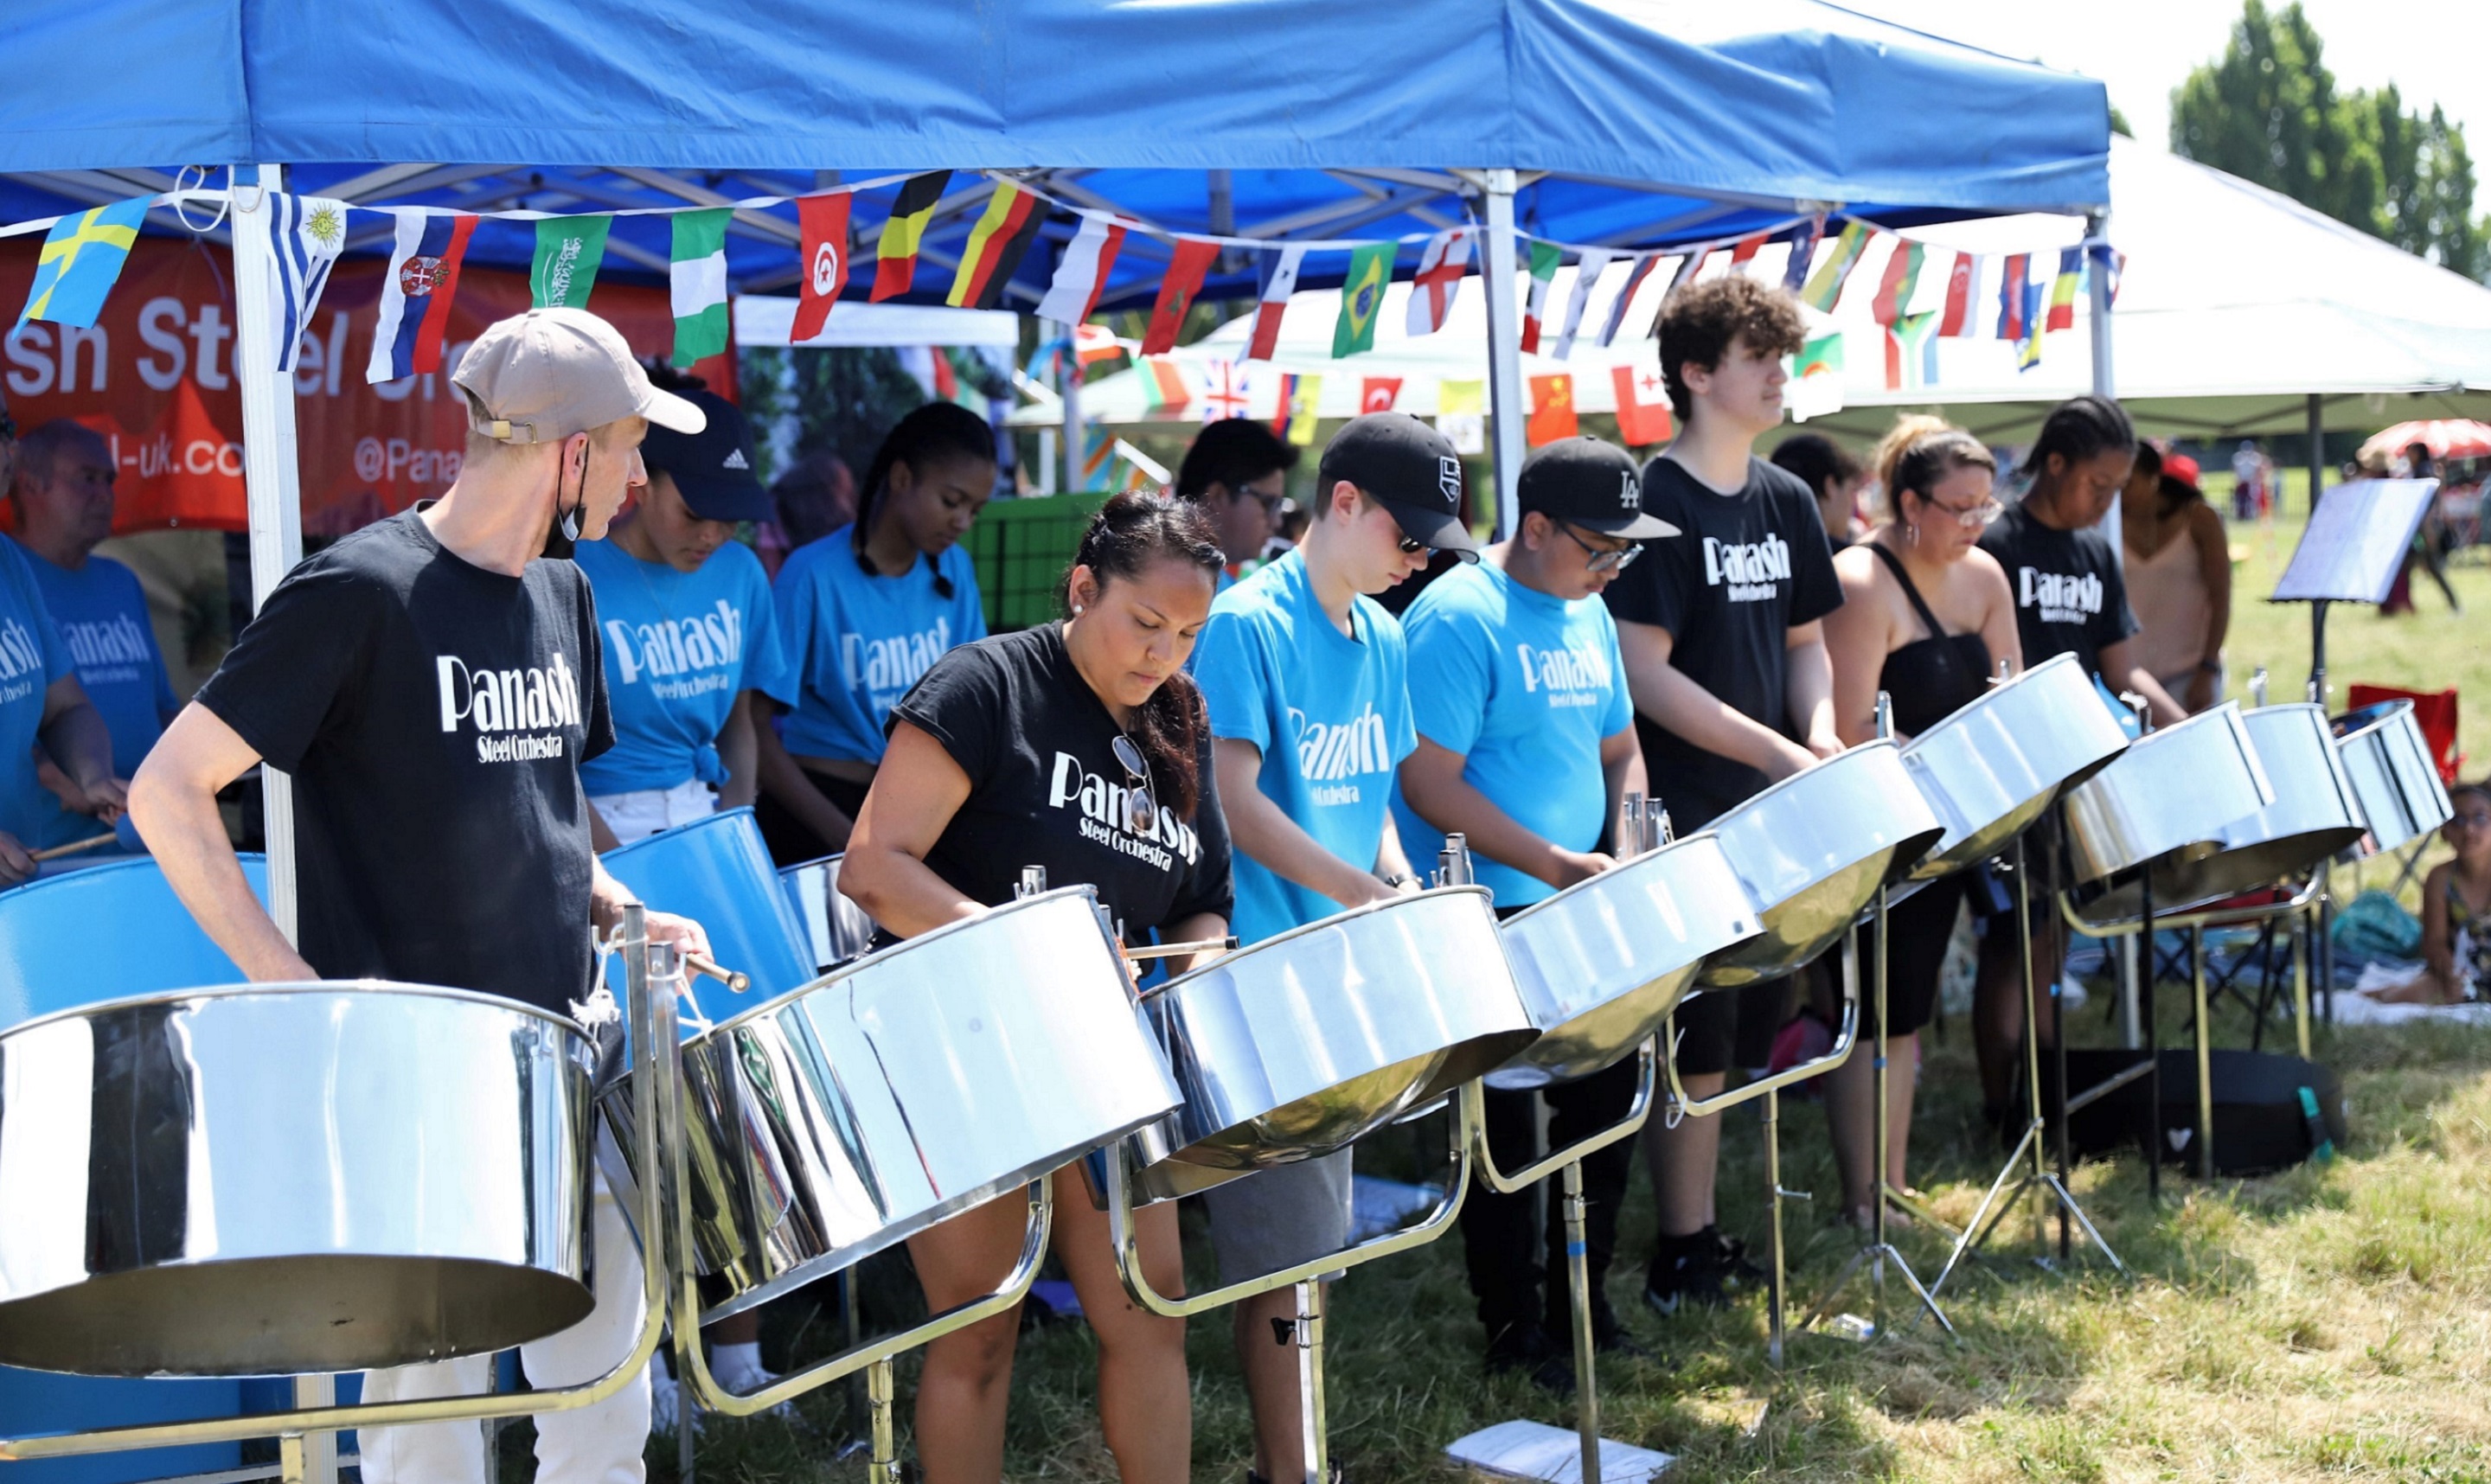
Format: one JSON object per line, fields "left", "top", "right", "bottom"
{"left": 1202, "top": 360, "right": 1251, "bottom": 423}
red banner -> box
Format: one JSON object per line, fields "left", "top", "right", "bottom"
{"left": 0, "top": 236, "right": 737, "bottom": 538}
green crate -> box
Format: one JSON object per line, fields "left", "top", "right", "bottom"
{"left": 965, "top": 490, "right": 1110, "bottom": 633}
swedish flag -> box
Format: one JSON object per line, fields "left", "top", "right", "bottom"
{"left": 17, "top": 196, "right": 149, "bottom": 329}
{"left": 1332, "top": 243, "right": 1393, "bottom": 358}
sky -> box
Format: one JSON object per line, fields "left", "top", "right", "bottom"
{"left": 1844, "top": 0, "right": 2490, "bottom": 211}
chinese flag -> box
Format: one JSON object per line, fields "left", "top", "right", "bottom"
{"left": 1527, "top": 374, "right": 1578, "bottom": 446}
{"left": 1611, "top": 365, "right": 1674, "bottom": 446}
{"left": 1360, "top": 376, "right": 1402, "bottom": 413}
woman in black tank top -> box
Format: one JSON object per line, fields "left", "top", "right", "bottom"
{"left": 1814, "top": 417, "right": 2023, "bottom": 1231}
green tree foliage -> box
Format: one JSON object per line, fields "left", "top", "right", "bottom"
{"left": 2172, "top": 0, "right": 2488, "bottom": 282}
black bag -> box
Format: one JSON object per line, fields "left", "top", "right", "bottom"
{"left": 2040, "top": 1047, "right": 2347, "bottom": 1176}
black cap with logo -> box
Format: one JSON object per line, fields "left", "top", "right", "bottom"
{"left": 1316, "top": 412, "right": 1482, "bottom": 561}
{"left": 640, "top": 388, "right": 772, "bottom": 523}
{"left": 1518, "top": 437, "right": 1678, "bottom": 540}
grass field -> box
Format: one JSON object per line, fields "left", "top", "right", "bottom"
{"left": 622, "top": 490, "right": 2491, "bottom": 1484}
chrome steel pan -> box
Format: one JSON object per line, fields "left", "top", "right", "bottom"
{"left": 1899, "top": 653, "right": 2130, "bottom": 880}
{"left": 2333, "top": 700, "right": 2454, "bottom": 856}
{"left": 1491, "top": 833, "right": 1760, "bottom": 1090}
{"left": 602, "top": 886, "right": 1180, "bottom": 1322}
{"left": 0, "top": 982, "right": 596, "bottom": 1378}
{"left": 2061, "top": 701, "right": 2276, "bottom": 924}
{"left": 1127, "top": 886, "right": 1532, "bottom": 1202}
{"left": 779, "top": 854, "right": 881, "bottom": 971}
{"left": 1697, "top": 741, "right": 1945, "bottom": 988}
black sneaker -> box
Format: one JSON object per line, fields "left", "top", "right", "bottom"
{"left": 1595, "top": 1321, "right": 1655, "bottom": 1362}
{"left": 1483, "top": 1323, "right": 1575, "bottom": 1398}
{"left": 1643, "top": 1235, "right": 1731, "bottom": 1316}
{"left": 1709, "top": 1227, "right": 1764, "bottom": 1289}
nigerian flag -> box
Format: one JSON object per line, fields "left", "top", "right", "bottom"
{"left": 670, "top": 208, "right": 732, "bottom": 364}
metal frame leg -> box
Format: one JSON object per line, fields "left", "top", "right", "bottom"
{"left": 2193, "top": 923, "right": 2217, "bottom": 1180}
{"left": 1295, "top": 1280, "right": 1328, "bottom": 1484}
{"left": 867, "top": 1358, "right": 900, "bottom": 1484}
{"left": 1560, "top": 1162, "right": 1601, "bottom": 1481}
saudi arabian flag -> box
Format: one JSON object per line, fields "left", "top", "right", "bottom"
{"left": 670, "top": 208, "right": 732, "bottom": 364}
{"left": 1333, "top": 242, "right": 1393, "bottom": 358}
{"left": 530, "top": 215, "right": 611, "bottom": 309}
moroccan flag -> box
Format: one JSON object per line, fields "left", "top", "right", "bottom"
{"left": 2045, "top": 246, "right": 2082, "bottom": 332}
{"left": 1552, "top": 248, "right": 1613, "bottom": 361}
{"left": 1142, "top": 237, "right": 1220, "bottom": 355}
{"left": 1598, "top": 254, "right": 1659, "bottom": 347}
{"left": 791, "top": 192, "right": 852, "bottom": 342}
{"left": 17, "top": 195, "right": 149, "bottom": 329}
{"left": 1245, "top": 245, "right": 1306, "bottom": 361}
{"left": 1333, "top": 242, "right": 1393, "bottom": 358}
{"left": 1406, "top": 227, "right": 1474, "bottom": 336}
{"left": 948, "top": 183, "right": 1048, "bottom": 310}
{"left": 1284, "top": 374, "right": 1324, "bottom": 446}
{"left": 1612, "top": 364, "right": 1674, "bottom": 446}
{"left": 1995, "top": 253, "right": 2032, "bottom": 341}
{"left": 1526, "top": 374, "right": 1577, "bottom": 446}
{"left": 669, "top": 208, "right": 732, "bottom": 364}
{"left": 1870, "top": 241, "right": 1924, "bottom": 327}
{"left": 1360, "top": 377, "right": 1403, "bottom": 413}
{"left": 1520, "top": 240, "right": 1562, "bottom": 353}
{"left": 1035, "top": 214, "right": 1124, "bottom": 324}
{"left": 368, "top": 211, "right": 476, "bottom": 382}
{"left": 1138, "top": 356, "right": 1191, "bottom": 415}
{"left": 1800, "top": 221, "right": 1872, "bottom": 312}
{"left": 1937, "top": 252, "right": 1984, "bottom": 337}
{"left": 531, "top": 214, "right": 610, "bottom": 310}
{"left": 872, "top": 171, "right": 951, "bottom": 302}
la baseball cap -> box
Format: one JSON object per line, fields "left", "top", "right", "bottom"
{"left": 453, "top": 308, "right": 705, "bottom": 445}
{"left": 1316, "top": 412, "right": 1482, "bottom": 560}
{"left": 641, "top": 390, "right": 772, "bottom": 522}
{"left": 1519, "top": 438, "right": 1678, "bottom": 539}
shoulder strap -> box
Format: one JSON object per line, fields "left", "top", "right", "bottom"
{"left": 1866, "top": 540, "right": 1950, "bottom": 642}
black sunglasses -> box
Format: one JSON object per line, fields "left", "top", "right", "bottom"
{"left": 1558, "top": 523, "right": 1643, "bottom": 573}
{"left": 1111, "top": 734, "right": 1157, "bottom": 832}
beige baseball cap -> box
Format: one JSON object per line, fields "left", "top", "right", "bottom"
{"left": 452, "top": 307, "right": 705, "bottom": 445}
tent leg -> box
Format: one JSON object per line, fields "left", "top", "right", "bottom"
{"left": 2084, "top": 210, "right": 2114, "bottom": 400}
{"left": 1052, "top": 316, "right": 1085, "bottom": 493}
{"left": 2307, "top": 393, "right": 2326, "bottom": 517}
{"left": 1477, "top": 170, "right": 1527, "bottom": 543}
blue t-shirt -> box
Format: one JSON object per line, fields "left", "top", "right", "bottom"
{"left": 575, "top": 539, "right": 794, "bottom": 796}
{"left": 1191, "top": 548, "right": 1415, "bottom": 945}
{"left": 0, "top": 542, "right": 76, "bottom": 848}
{"left": 10, "top": 543, "right": 176, "bottom": 847}
{"left": 1391, "top": 560, "right": 1633, "bottom": 909}
{"left": 775, "top": 525, "right": 987, "bottom": 764}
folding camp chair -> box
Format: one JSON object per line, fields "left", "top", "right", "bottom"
{"left": 2347, "top": 684, "right": 2462, "bottom": 895}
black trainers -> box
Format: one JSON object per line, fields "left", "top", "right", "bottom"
{"left": 1484, "top": 1322, "right": 1575, "bottom": 1397}
{"left": 1642, "top": 1232, "right": 1732, "bottom": 1316}
{"left": 1709, "top": 1227, "right": 1764, "bottom": 1289}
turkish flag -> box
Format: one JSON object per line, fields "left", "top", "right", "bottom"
{"left": 1360, "top": 376, "right": 1402, "bottom": 413}
{"left": 1526, "top": 373, "right": 1577, "bottom": 447}
{"left": 1612, "top": 365, "right": 1674, "bottom": 446}
{"left": 791, "top": 192, "right": 853, "bottom": 342}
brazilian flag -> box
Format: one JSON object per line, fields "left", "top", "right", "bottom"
{"left": 1332, "top": 242, "right": 1393, "bottom": 358}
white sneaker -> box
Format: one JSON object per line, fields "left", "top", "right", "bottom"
{"left": 650, "top": 1367, "right": 701, "bottom": 1436}
{"left": 2059, "top": 976, "right": 2090, "bottom": 1014}
{"left": 712, "top": 1358, "right": 798, "bottom": 1423}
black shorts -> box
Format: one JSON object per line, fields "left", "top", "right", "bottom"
{"left": 1861, "top": 873, "right": 1969, "bottom": 1038}
{"left": 1668, "top": 976, "right": 1794, "bottom": 1078}
{"left": 755, "top": 764, "right": 873, "bottom": 867}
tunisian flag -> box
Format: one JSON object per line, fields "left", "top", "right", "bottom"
{"left": 0, "top": 236, "right": 736, "bottom": 538}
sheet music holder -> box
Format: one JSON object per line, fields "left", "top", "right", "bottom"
{"left": 2271, "top": 478, "right": 2437, "bottom": 604}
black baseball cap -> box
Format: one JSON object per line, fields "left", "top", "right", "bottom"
{"left": 1519, "top": 438, "right": 1678, "bottom": 540}
{"left": 1316, "top": 412, "right": 1482, "bottom": 560}
{"left": 639, "top": 389, "right": 772, "bottom": 523}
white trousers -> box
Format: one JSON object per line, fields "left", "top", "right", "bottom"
{"left": 358, "top": 1177, "right": 651, "bottom": 1484}
{"left": 590, "top": 779, "right": 717, "bottom": 844}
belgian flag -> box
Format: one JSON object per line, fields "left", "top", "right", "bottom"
{"left": 946, "top": 183, "right": 1049, "bottom": 310}
{"left": 872, "top": 171, "right": 952, "bottom": 302}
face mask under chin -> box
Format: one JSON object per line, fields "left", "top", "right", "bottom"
{"left": 541, "top": 444, "right": 589, "bottom": 560}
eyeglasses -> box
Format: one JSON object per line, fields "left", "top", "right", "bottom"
{"left": 1111, "top": 734, "right": 1158, "bottom": 833}
{"left": 1395, "top": 533, "right": 1430, "bottom": 555}
{"left": 1559, "top": 523, "right": 1644, "bottom": 573}
{"left": 1918, "top": 495, "right": 2003, "bottom": 529}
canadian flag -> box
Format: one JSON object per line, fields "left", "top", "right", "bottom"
{"left": 1612, "top": 364, "right": 1675, "bottom": 447}
{"left": 1360, "top": 376, "right": 1403, "bottom": 413}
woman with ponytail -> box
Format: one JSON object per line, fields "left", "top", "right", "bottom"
{"left": 836, "top": 490, "right": 1231, "bottom": 1484}
{"left": 755, "top": 401, "right": 996, "bottom": 864}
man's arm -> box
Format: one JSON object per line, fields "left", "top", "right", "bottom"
{"left": 2187, "top": 502, "right": 2233, "bottom": 712}
{"left": 1783, "top": 619, "right": 1841, "bottom": 756}
{"left": 753, "top": 713, "right": 853, "bottom": 851}
{"left": 39, "top": 675, "right": 125, "bottom": 819}
{"left": 129, "top": 703, "right": 313, "bottom": 981}
{"left": 1214, "top": 738, "right": 1399, "bottom": 909}
{"left": 1613, "top": 618, "right": 1817, "bottom": 780}
{"left": 718, "top": 691, "right": 761, "bottom": 810}
{"left": 1399, "top": 738, "right": 1611, "bottom": 890}
{"left": 1602, "top": 726, "right": 1648, "bottom": 848}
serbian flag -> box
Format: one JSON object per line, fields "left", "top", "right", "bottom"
{"left": 1360, "top": 376, "right": 1403, "bottom": 413}
{"left": 1612, "top": 364, "right": 1674, "bottom": 446}
{"left": 948, "top": 182, "right": 1048, "bottom": 310}
{"left": 1937, "top": 252, "right": 1985, "bottom": 337}
{"left": 1526, "top": 374, "right": 1577, "bottom": 446}
{"left": 1035, "top": 214, "right": 1125, "bottom": 324}
{"left": 1995, "top": 253, "right": 2032, "bottom": 342}
{"left": 2045, "top": 246, "right": 2082, "bottom": 331}
{"left": 366, "top": 211, "right": 475, "bottom": 383}
{"left": 1245, "top": 245, "right": 1305, "bottom": 361}
{"left": 790, "top": 193, "right": 852, "bottom": 342}
{"left": 1406, "top": 227, "right": 1475, "bottom": 336}
{"left": 1142, "top": 237, "right": 1220, "bottom": 355}
{"left": 871, "top": 171, "right": 951, "bottom": 302}
{"left": 1520, "top": 241, "right": 1561, "bottom": 353}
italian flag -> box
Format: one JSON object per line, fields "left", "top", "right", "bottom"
{"left": 1519, "top": 240, "right": 1561, "bottom": 353}
{"left": 669, "top": 208, "right": 731, "bottom": 364}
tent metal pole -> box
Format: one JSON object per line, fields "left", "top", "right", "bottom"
{"left": 1053, "top": 317, "right": 1085, "bottom": 492}
{"left": 2084, "top": 211, "right": 2113, "bottom": 400}
{"left": 2306, "top": 393, "right": 2325, "bottom": 516}
{"left": 1479, "top": 170, "right": 1527, "bottom": 542}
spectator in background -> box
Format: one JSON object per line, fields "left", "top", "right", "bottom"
{"left": 9, "top": 419, "right": 178, "bottom": 848}
{"left": 2120, "top": 445, "right": 2232, "bottom": 713}
{"left": 1771, "top": 432, "right": 1868, "bottom": 550}
{"left": 757, "top": 449, "right": 859, "bottom": 579}
{"left": 1175, "top": 417, "right": 1299, "bottom": 586}
{"left": 2230, "top": 440, "right": 2261, "bottom": 521}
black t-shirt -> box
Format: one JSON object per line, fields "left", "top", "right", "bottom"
{"left": 890, "top": 624, "right": 1233, "bottom": 940}
{"left": 1602, "top": 456, "right": 1842, "bottom": 824}
{"left": 195, "top": 509, "right": 615, "bottom": 1014}
{"left": 1976, "top": 502, "right": 2139, "bottom": 681}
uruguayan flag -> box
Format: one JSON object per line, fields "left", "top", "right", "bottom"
{"left": 267, "top": 192, "right": 349, "bottom": 373}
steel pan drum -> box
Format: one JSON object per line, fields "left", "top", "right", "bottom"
{"left": 1125, "top": 886, "right": 1532, "bottom": 1202}
{"left": 1696, "top": 741, "right": 1945, "bottom": 988}
{"left": 1899, "top": 654, "right": 2130, "bottom": 881}
{"left": 2061, "top": 701, "right": 2276, "bottom": 924}
{"left": 2333, "top": 700, "right": 2454, "bottom": 855}
{"left": 0, "top": 857, "right": 267, "bottom": 1030}
{"left": 601, "top": 809, "right": 818, "bottom": 1014}
{"left": 1490, "top": 833, "right": 1760, "bottom": 1090}
{"left": 602, "top": 886, "right": 1180, "bottom": 1321}
{"left": 0, "top": 982, "right": 595, "bottom": 1378}
{"left": 780, "top": 855, "right": 880, "bottom": 971}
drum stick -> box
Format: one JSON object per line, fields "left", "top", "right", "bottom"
{"left": 1122, "top": 937, "right": 1238, "bottom": 963}
{"left": 685, "top": 953, "right": 751, "bottom": 992}
{"left": 29, "top": 831, "right": 118, "bottom": 862}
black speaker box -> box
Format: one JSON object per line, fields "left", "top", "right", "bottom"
{"left": 2035, "top": 1047, "right": 2347, "bottom": 1176}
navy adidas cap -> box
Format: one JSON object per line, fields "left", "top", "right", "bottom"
{"left": 640, "top": 389, "right": 772, "bottom": 523}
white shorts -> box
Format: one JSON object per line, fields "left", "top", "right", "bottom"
{"left": 591, "top": 779, "right": 717, "bottom": 842}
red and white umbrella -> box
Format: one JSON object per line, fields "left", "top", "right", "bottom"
{"left": 2360, "top": 419, "right": 2491, "bottom": 465}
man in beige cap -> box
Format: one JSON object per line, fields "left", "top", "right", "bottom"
{"left": 131, "top": 308, "right": 713, "bottom": 1484}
